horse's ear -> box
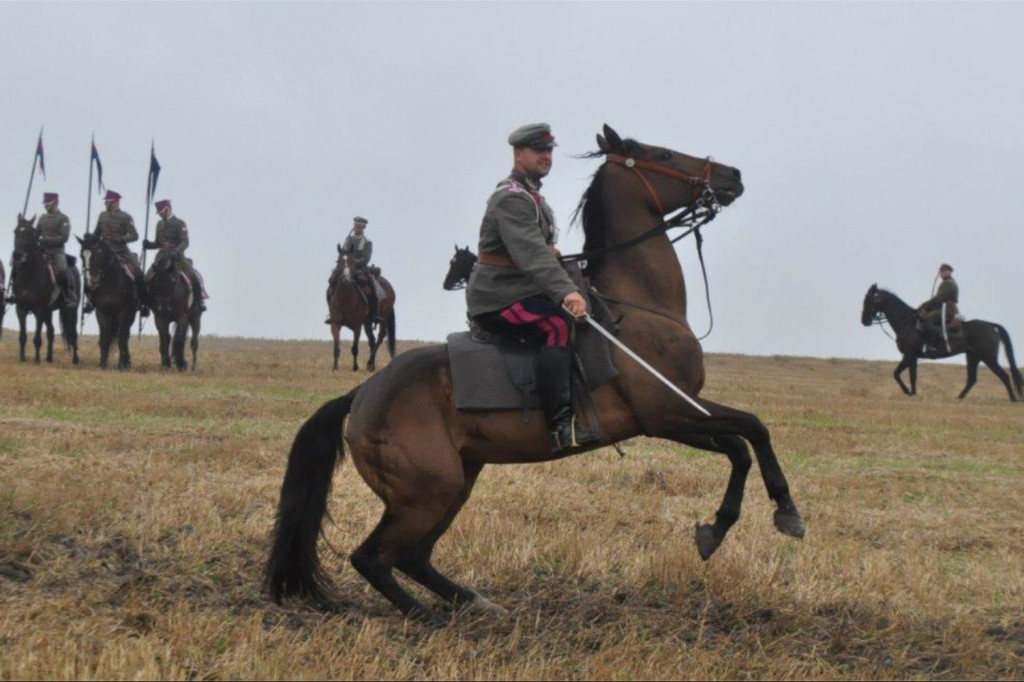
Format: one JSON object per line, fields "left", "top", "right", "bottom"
{"left": 602, "top": 124, "right": 624, "bottom": 152}
{"left": 75, "top": 235, "right": 83, "bottom": 245}
{"left": 337, "top": 243, "right": 342, "bottom": 253}
{"left": 596, "top": 134, "right": 609, "bottom": 154}
{"left": 29, "top": 214, "right": 36, "bottom": 226}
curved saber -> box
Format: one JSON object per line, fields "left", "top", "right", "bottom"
{"left": 576, "top": 311, "right": 711, "bottom": 417}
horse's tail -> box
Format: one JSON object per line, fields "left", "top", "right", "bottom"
{"left": 265, "top": 387, "right": 360, "bottom": 606}
{"left": 994, "top": 324, "right": 1024, "bottom": 398}
{"left": 386, "top": 307, "right": 396, "bottom": 358}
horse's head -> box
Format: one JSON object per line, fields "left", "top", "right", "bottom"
{"left": 443, "top": 244, "right": 477, "bottom": 291}
{"left": 77, "top": 231, "right": 114, "bottom": 286}
{"left": 153, "top": 247, "right": 180, "bottom": 276}
{"left": 336, "top": 247, "right": 355, "bottom": 283}
{"left": 595, "top": 124, "right": 744, "bottom": 215}
{"left": 13, "top": 214, "right": 39, "bottom": 256}
{"left": 861, "top": 284, "right": 883, "bottom": 326}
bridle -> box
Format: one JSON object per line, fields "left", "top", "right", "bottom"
{"left": 559, "top": 151, "right": 724, "bottom": 339}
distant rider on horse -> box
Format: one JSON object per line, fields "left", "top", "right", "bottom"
{"left": 142, "top": 199, "right": 209, "bottom": 311}
{"left": 917, "top": 262, "right": 959, "bottom": 354}
{"left": 326, "top": 216, "right": 386, "bottom": 324}
{"left": 7, "top": 192, "right": 78, "bottom": 307}
{"left": 83, "top": 189, "right": 149, "bottom": 318}
{"left": 465, "top": 123, "right": 599, "bottom": 454}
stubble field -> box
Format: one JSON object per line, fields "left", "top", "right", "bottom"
{"left": 1, "top": 334, "right": 1022, "bottom": 680}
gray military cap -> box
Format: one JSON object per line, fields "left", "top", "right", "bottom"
{"left": 353, "top": 216, "right": 369, "bottom": 225}
{"left": 508, "top": 123, "right": 557, "bottom": 150}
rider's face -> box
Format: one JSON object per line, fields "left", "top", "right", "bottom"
{"left": 514, "top": 146, "right": 553, "bottom": 179}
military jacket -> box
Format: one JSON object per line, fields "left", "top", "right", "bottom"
{"left": 37, "top": 210, "right": 71, "bottom": 254}
{"left": 95, "top": 209, "right": 138, "bottom": 252}
{"left": 921, "top": 278, "right": 959, "bottom": 311}
{"left": 341, "top": 234, "right": 373, "bottom": 268}
{"left": 466, "top": 171, "right": 577, "bottom": 317}
{"left": 155, "top": 216, "right": 189, "bottom": 255}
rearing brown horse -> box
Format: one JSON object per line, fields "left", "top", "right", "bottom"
{"left": 327, "top": 253, "right": 396, "bottom": 372}
{"left": 268, "top": 125, "right": 805, "bottom": 625}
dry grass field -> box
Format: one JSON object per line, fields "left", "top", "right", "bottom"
{"left": 1, "top": 333, "right": 1022, "bottom": 680}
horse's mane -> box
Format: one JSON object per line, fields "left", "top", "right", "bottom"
{"left": 570, "top": 151, "right": 610, "bottom": 269}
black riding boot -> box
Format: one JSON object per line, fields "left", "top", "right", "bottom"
{"left": 536, "top": 345, "right": 601, "bottom": 453}
{"left": 369, "top": 295, "right": 381, "bottom": 325}
{"left": 137, "top": 278, "right": 150, "bottom": 318}
{"left": 63, "top": 271, "right": 79, "bottom": 308}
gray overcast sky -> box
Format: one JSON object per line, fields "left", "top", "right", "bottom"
{"left": 2, "top": 1, "right": 1022, "bottom": 361}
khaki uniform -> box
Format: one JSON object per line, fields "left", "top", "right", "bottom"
{"left": 340, "top": 234, "right": 373, "bottom": 267}
{"left": 466, "top": 171, "right": 577, "bottom": 317}
{"left": 920, "top": 277, "right": 959, "bottom": 325}
{"left": 37, "top": 210, "right": 71, "bottom": 275}
{"left": 95, "top": 208, "right": 142, "bottom": 273}
{"left": 146, "top": 216, "right": 202, "bottom": 284}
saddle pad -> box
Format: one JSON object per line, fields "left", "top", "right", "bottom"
{"left": 447, "top": 323, "right": 618, "bottom": 412}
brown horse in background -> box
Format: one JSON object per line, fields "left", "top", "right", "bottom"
{"left": 327, "top": 252, "right": 396, "bottom": 372}
{"left": 268, "top": 125, "right": 804, "bottom": 625}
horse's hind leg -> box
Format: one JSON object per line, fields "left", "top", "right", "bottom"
{"left": 675, "top": 434, "right": 752, "bottom": 560}
{"left": 981, "top": 355, "right": 1018, "bottom": 402}
{"left": 17, "top": 309, "right": 28, "bottom": 362}
{"left": 959, "top": 352, "right": 980, "bottom": 399}
{"left": 395, "top": 461, "right": 506, "bottom": 616}
{"left": 331, "top": 323, "right": 341, "bottom": 371}
{"left": 172, "top": 318, "right": 189, "bottom": 371}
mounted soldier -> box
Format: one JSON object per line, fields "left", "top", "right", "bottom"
{"left": 143, "top": 199, "right": 209, "bottom": 312}
{"left": 465, "top": 123, "right": 599, "bottom": 453}
{"left": 7, "top": 193, "right": 78, "bottom": 307}
{"left": 327, "top": 216, "right": 385, "bottom": 324}
{"left": 84, "top": 190, "right": 149, "bottom": 318}
{"left": 917, "top": 263, "right": 959, "bottom": 354}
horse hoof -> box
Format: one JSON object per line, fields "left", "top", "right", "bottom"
{"left": 773, "top": 510, "right": 806, "bottom": 539}
{"left": 466, "top": 593, "right": 509, "bottom": 618}
{"left": 694, "top": 523, "right": 723, "bottom": 561}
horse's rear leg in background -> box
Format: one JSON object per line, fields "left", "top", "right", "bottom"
{"left": 33, "top": 315, "right": 43, "bottom": 364}
{"left": 331, "top": 322, "right": 342, "bottom": 371}
{"left": 117, "top": 315, "right": 132, "bottom": 370}
{"left": 981, "top": 355, "right": 1019, "bottom": 402}
{"left": 959, "top": 352, "right": 980, "bottom": 400}
{"left": 17, "top": 309, "right": 28, "bottom": 362}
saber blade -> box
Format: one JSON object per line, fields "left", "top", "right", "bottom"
{"left": 579, "top": 313, "right": 711, "bottom": 417}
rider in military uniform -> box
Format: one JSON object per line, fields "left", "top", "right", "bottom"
{"left": 83, "top": 190, "right": 149, "bottom": 317}
{"left": 917, "top": 263, "right": 959, "bottom": 353}
{"left": 466, "top": 123, "right": 598, "bottom": 453}
{"left": 7, "top": 193, "right": 78, "bottom": 306}
{"left": 327, "top": 216, "right": 386, "bottom": 323}
{"left": 143, "top": 199, "right": 209, "bottom": 311}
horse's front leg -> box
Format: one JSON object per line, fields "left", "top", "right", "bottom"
{"left": 117, "top": 313, "right": 133, "bottom": 370}
{"left": 908, "top": 356, "right": 919, "bottom": 395}
{"left": 351, "top": 324, "right": 361, "bottom": 371}
{"left": 97, "top": 316, "right": 111, "bottom": 368}
{"left": 17, "top": 308, "right": 28, "bottom": 362}
{"left": 893, "top": 355, "right": 914, "bottom": 395}
{"left": 45, "top": 314, "right": 55, "bottom": 363}
{"left": 156, "top": 316, "right": 171, "bottom": 369}
{"left": 659, "top": 399, "right": 804, "bottom": 558}
{"left": 33, "top": 315, "right": 43, "bottom": 364}
{"left": 364, "top": 322, "right": 379, "bottom": 372}
{"left": 172, "top": 317, "right": 189, "bottom": 371}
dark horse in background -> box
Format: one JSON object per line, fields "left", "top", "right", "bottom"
{"left": 11, "top": 215, "right": 80, "bottom": 364}
{"left": 327, "top": 252, "right": 396, "bottom": 372}
{"left": 78, "top": 232, "right": 138, "bottom": 369}
{"left": 862, "top": 284, "right": 1023, "bottom": 401}
{"left": 442, "top": 245, "right": 476, "bottom": 291}
{"left": 147, "top": 248, "right": 202, "bottom": 371}
{"left": 267, "top": 125, "right": 804, "bottom": 625}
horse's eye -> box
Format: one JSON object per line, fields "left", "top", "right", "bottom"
{"left": 660, "top": 151, "right": 671, "bottom": 161}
